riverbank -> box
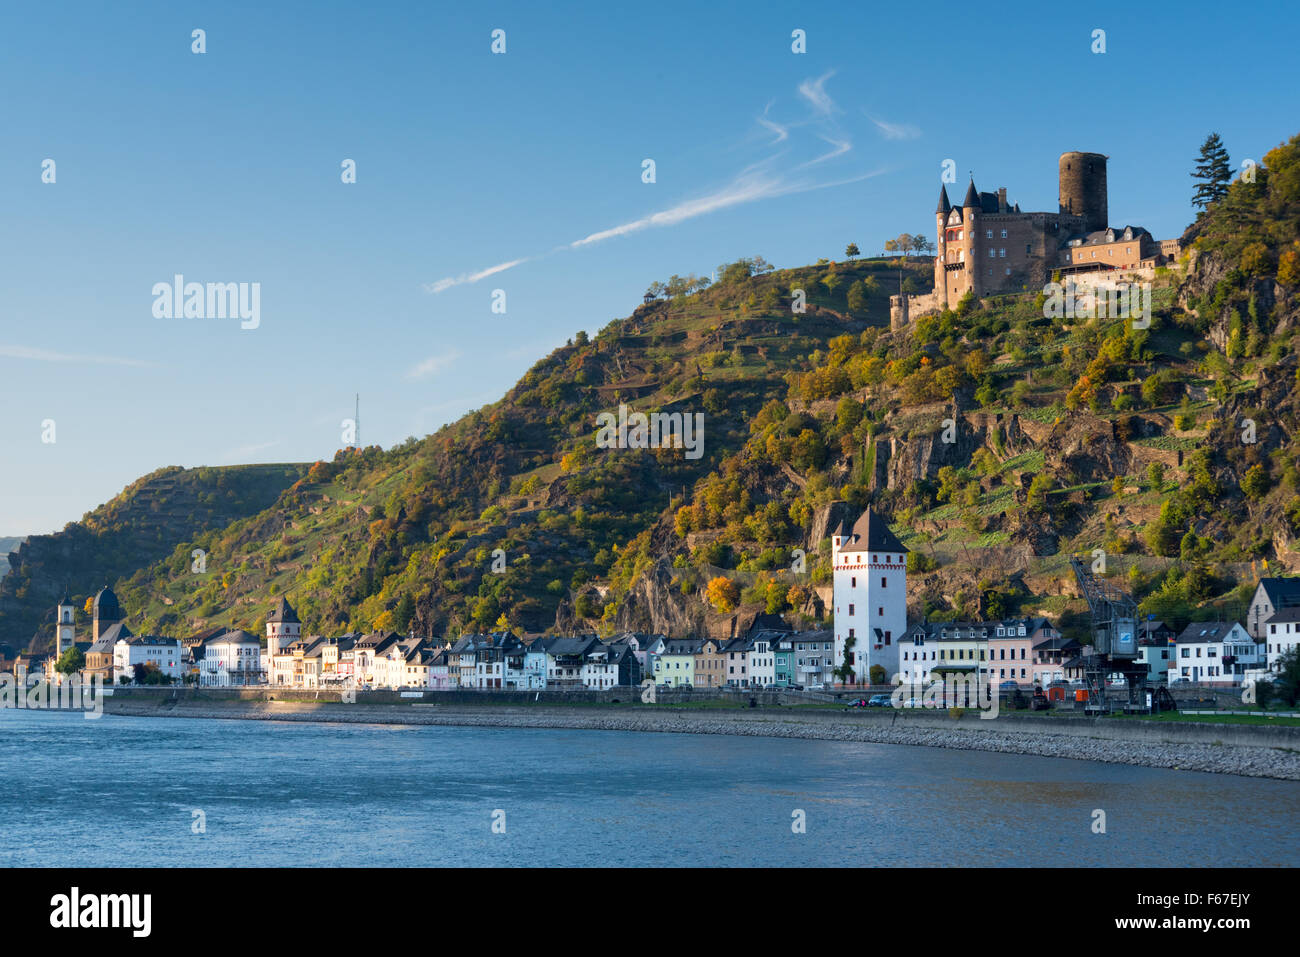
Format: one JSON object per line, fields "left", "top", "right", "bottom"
{"left": 101, "top": 695, "right": 1300, "bottom": 781}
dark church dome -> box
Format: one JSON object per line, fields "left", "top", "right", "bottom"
{"left": 93, "top": 585, "right": 123, "bottom": 623}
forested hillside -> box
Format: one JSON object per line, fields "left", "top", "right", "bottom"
{"left": 13, "top": 130, "right": 1300, "bottom": 651}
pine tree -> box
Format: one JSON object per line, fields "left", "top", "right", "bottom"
{"left": 1191, "top": 132, "right": 1231, "bottom": 210}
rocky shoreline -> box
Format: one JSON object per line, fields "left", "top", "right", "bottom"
{"left": 100, "top": 699, "right": 1300, "bottom": 781}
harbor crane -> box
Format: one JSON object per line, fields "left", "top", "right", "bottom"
{"left": 1068, "top": 557, "right": 1175, "bottom": 714}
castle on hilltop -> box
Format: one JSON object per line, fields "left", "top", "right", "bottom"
{"left": 892, "top": 151, "right": 1183, "bottom": 326}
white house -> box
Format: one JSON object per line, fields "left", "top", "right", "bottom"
{"left": 1246, "top": 577, "right": 1300, "bottom": 639}
{"left": 1262, "top": 607, "right": 1300, "bottom": 673}
{"left": 199, "top": 630, "right": 263, "bottom": 687}
{"left": 832, "top": 508, "right": 908, "bottom": 683}
{"left": 1171, "top": 622, "right": 1260, "bottom": 685}
{"left": 114, "top": 635, "right": 183, "bottom": 683}
{"left": 746, "top": 634, "right": 776, "bottom": 688}
{"left": 581, "top": 644, "right": 620, "bottom": 689}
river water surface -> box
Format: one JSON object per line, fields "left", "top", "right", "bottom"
{"left": 1, "top": 710, "right": 1295, "bottom": 866}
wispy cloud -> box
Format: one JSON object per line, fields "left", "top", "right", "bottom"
{"left": 797, "top": 70, "right": 837, "bottom": 116}
{"left": 407, "top": 350, "right": 461, "bottom": 379}
{"left": 757, "top": 100, "right": 789, "bottom": 143}
{"left": 424, "top": 258, "right": 527, "bottom": 294}
{"left": 0, "top": 344, "right": 154, "bottom": 367}
{"left": 866, "top": 114, "right": 921, "bottom": 141}
{"left": 428, "top": 70, "right": 887, "bottom": 285}
{"left": 570, "top": 172, "right": 786, "bottom": 248}
{"left": 797, "top": 134, "right": 853, "bottom": 169}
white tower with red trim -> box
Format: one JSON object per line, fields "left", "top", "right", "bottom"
{"left": 832, "top": 508, "right": 908, "bottom": 684}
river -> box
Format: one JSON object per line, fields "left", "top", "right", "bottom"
{"left": 2, "top": 710, "right": 1295, "bottom": 866}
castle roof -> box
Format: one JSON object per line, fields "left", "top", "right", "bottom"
{"left": 1064, "top": 225, "right": 1150, "bottom": 247}
{"left": 93, "top": 585, "right": 123, "bottom": 624}
{"left": 962, "top": 179, "right": 980, "bottom": 208}
{"left": 936, "top": 184, "right": 951, "bottom": 215}
{"left": 267, "top": 596, "right": 299, "bottom": 624}
{"left": 838, "top": 508, "right": 908, "bottom": 555}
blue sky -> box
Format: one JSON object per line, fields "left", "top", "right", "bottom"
{"left": 2, "top": 0, "right": 1296, "bottom": 535}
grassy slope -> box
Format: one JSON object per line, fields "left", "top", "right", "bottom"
{"left": 116, "top": 259, "right": 920, "bottom": 638}
{"left": 0, "top": 463, "right": 307, "bottom": 649}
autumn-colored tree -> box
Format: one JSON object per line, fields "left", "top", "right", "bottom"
{"left": 705, "top": 576, "right": 740, "bottom": 613}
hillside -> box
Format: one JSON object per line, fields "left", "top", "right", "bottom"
{"left": 108, "top": 258, "right": 922, "bottom": 639}
{"left": 0, "top": 537, "right": 24, "bottom": 581}
{"left": 18, "top": 131, "right": 1300, "bottom": 650}
{"left": 0, "top": 463, "right": 307, "bottom": 649}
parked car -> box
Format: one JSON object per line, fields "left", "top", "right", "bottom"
{"left": 844, "top": 698, "right": 869, "bottom": 711}
{"left": 807, "top": 683, "right": 825, "bottom": 691}
{"left": 868, "top": 694, "right": 892, "bottom": 707}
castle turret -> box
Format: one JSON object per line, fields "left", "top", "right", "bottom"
{"left": 1059, "top": 151, "right": 1108, "bottom": 233}
{"left": 935, "top": 184, "right": 952, "bottom": 309}
{"left": 962, "top": 178, "right": 981, "bottom": 297}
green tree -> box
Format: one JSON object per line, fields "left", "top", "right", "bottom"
{"left": 845, "top": 243, "right": 860, "bottom": 259}
{"left": 54, "top": 646, "right": 85, "bottom": 675}
{"left": 1191, "top": 132, "right": 1231, "bottom": 210}
{"left": 846, "top": 280, "right": 869, "bottom": 315}
{"left": 1241, "top": 463, "right": 1270, "bottom": 500}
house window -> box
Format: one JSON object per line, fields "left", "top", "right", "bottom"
{"left": 877, "top": 607, "right": 883, "bottom": 616}
{"left": 1005, "top": 267, "right": 1011, "bottom": 275}
{"left": 881, "top": 577, "right": 887, "bottom": 588}
{"left": 848, "top": 604, "right": 854, "bottom": 615}
{"left": 884, "top": 631, "right": 891, "bottom": 645}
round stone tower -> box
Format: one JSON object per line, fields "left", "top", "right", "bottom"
{"left": 1059, "top": 151, "right": 1108, "bottom": 233}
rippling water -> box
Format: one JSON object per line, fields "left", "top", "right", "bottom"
{"left": 1, "top": 709, "right": 1295, "bottom": 866}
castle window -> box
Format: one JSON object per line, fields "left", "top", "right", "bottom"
{"left": 985, "top": 230, "right": 993, "bottom": 239}
{"left": 1026, "top": 243, "right": 1031, "bottom": 254}
{"left": 1001, "top": 229, "right": 1007, "bottom": 238}
{"left": 1005, "top": 268, "right": 1011, "bottom": 275}
{"left": 999, "top": 248, "right": 1006, "bottom": 257}
{"left": 989, "top": 248, "right": 996, "bottom": 258}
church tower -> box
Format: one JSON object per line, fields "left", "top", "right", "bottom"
{"left": 266, "top": 596, "right": 301, "bottom": 659}
{"left": 55, "top": 589, "right": 76, "bottom": 658}
{"left": 92, "top": 585, "right": 124, "bottom": 642}
{"left": 832, "top": 508, "right": 909, "bottom": 684}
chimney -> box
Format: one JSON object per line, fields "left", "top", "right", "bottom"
{"left": 997, "top": 187, "right": 1007, "bottom": 213}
